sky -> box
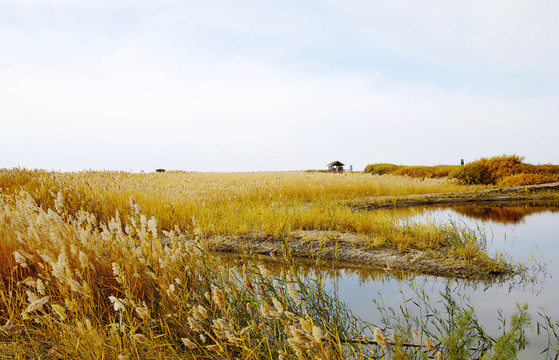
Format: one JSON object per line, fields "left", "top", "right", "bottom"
{"left": 1, "top": 0, "right": 558, "bottom": 172}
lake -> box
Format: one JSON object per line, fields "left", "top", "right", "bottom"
{"left": 328, "top": 201, "right": 559, "bottom": 358}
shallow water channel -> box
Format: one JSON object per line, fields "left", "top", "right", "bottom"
{"left": 331, "top": 201, "right": 559, "bottom": 358}
{"left": 220, "top": 200, "right": 559, "bottom": 357}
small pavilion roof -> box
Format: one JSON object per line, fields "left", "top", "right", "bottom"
{"left": 327, "top": 161, "right": 344, "bottom": 167}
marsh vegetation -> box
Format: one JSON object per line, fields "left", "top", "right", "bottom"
{"left": 1, "top": 166, "right": 558, "bottom": 358}
{"left": 365, "top": 155, "right": 559, "bottom": 186}
{"left": 0, "top": 168, "right": 503, "bottom": 272}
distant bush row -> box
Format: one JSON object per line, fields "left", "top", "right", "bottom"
{"left": 364, "top": 163, "right": 459, "bottom": 178}
{"left": 364, "top": 155, "right": 559, "bottom": 186}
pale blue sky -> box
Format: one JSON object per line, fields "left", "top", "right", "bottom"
{"left": 1, "top": 0, "right": 558, "bottom": 172}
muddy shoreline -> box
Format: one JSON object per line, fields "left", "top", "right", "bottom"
{"left": 207, "top": 232, "right": 500, "bottom": 281}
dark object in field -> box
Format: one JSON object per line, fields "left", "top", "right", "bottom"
{"left": 155, "top": 169, "right": 166, "bottom": 173}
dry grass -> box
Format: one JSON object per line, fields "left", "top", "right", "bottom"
{"left": 0, "top": 191, "right": 354, "bottom": 358}
{"left": 0, "top": 168, "right": 469, "bottom": 239}
{"left": 0, "top": 168, "right": 515, "bottom": 358}
{"left": 0, "top": 168, "right": 502, "bottom": 263}
{"left": 0, "top": 190, "right": 522, "bottom": 359}
{"left": 364, "top": 164, "right": 459, "bottom": 178}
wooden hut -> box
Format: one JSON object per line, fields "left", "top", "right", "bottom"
{"left": 327, "top": 161, "right": 345, "bottom": 173}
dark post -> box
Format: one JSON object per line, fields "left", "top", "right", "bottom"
{"left": 460, "top": 159, "right": 464, "bottom": 166}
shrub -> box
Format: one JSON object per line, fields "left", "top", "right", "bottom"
{"left": 432, "top": 165, "right": 459, "bottom": 178}
{"left": 520, "top": 163, "right": 559, "bottom": 175}
{"left": 486, "top": 154, "right": 524, "bottom": 179}
{"left": 453, "top": 155, "right": 524, "bottom": 185}
{"left": 364, "top": 164, "right": 459, "bottom": 178}
{"left": 364, "top": 163, "right": 399, "bottom": 175}
{"left": 498, "top": 173, "right": 559, "bottom": 187}
{"left": 392, "top": 165, "right": 458, "bottom": 179}
{"left": 366, "top": 155, "right": 558, "bottom": 186}
{"left": 392, "top": 166, "right": 432, "bottom": 178}
{"left": 454, "top": 158, "right": 496, "bottom": 185}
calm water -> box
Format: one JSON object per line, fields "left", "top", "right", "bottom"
{"left": 327, "top": 201, "right": 559, "bottom": 358}
{"left": 219, "top": 201, "right": 559, "bottom": 357}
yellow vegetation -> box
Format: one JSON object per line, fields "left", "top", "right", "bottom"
{"left": 0, "top": 191, "right": 347, "bottom": 358}
{"left": 0, "top": 168, "right": 516, "bottom": 358}
{"left": 0, "top": 168, "right": 467, "bottom": 239}
{"left": 365, "top": 155, "right": 559, "bottom": 186}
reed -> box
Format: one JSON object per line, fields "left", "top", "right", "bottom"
{"left": 0, "top": 169, "right": 485, "bottom": 257}
{"left": 371, "top": 282, "right": 533, "bottom": 359}
{"left": 0, "top": 190, "right": 553, "bottom": 358}
{"left": 0, "top": 192, "right": 373, "bottom": 358}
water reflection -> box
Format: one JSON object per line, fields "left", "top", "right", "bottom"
{"left": 446, "top": 201, "right": 559, "bottom": 224}
{"left": 218, "top": 250, "right": 545, "bottom": 294}
{"left": 218, "top": 253, "right": 414, "bottom": 284}
{"left": 389, "top": 200, "right": 559, "bottom": 224}
{"left": 367, "top": 202, "right": 559, "bottom": 359}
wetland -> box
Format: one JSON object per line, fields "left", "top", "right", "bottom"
{"left": 223, "top": 200, "right": 559, "bottom": 358}
{"left": 2, "top": 167, "right": 559, "bottom": 358}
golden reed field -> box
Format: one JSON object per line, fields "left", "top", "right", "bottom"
{"left": 0, "top": 168, "right": 534, "bottom": 359}
{"left": 0, "top": 168, "right": 471, "bottom": 240}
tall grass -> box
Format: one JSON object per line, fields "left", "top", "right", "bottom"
{"left": 0, "top": 168, "right": 482, "bottom": 255}
{"left": 0, "top": 192, "right": 548, "bottom": 359}
{"left": 0, "top": 191, "right": 369, "bottom": 358}
{"left": 0, "top": 168, "right": 536, "bottom": 357}
{"left": 371, "top": 282, "right": 533, "bottom": 360}
{"left": 364, "top": 164, "right": 459, "bottom": 178}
